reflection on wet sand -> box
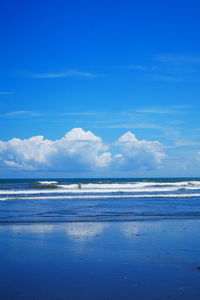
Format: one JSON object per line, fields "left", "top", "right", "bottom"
{"left": 0, "top": 222, "right": 109, "bottom": 241}
{"left": 6, "top": 224, "right": 55, "bottom": 234}
{"left": 120, "top": 222, "right": 139, "bottom": 237}
{"left": 0, "top": 220, "right": 188, "bottom": 245}
{"left": 0, "top": 221, "right": 162, "bottom": 241}
{"left": 65, "top": 222, "right": 108, "bottom": 241}
{"left": 1, "top": 220, "right": 200, "bottom": 300}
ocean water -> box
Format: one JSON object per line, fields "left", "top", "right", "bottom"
{"left": 1, "top": 178, "right": 200, "bottom": 222}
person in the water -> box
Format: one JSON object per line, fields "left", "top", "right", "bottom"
{"left": 78, "top": 183, "right": 81, "bottom": 189}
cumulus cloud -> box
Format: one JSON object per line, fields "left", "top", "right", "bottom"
{"left": 113, "top": 131, "right": 165, "bottom": 171}
{"left": 0, "top": 128, "right": 111, "bottom": 171}
{"left": 0, "top": 128, "right": 164, "bottom": 172}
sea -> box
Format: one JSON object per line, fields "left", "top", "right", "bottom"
{"left": 1, "top": 178, "right": 200, "bottom": 223}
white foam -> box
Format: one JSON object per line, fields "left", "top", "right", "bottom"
{"left": 58, "top": 181, "right": 200, "bottom": 189}
{"left": 1, "top": 193, "right": 200, "bottom": 201}
{"left": 1, "top": 181, "right": 200, "bottom": 196}
{"left": 0, "top": 186, "right": 189, "bottom": 195}
{"left": 37, "top": 181, "right": 58, "bottom": 185}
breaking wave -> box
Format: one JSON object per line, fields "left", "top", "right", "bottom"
{"left": 32, "top": 181, "right": 59, "bottom": 188}
{"left": 1, "top": 178, "right": 200, "bottom": 222}
{"left": 1, "top": 179, "right": 200, "bottom": 201}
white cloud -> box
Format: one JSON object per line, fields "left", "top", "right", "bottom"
{"left": 153, "top": 75, "right": 181, "bottom": 82}
{"left": 0, "top": 128, "right": 111, "bottom": 171}
{"left": 136, "top": 105, "right": 191, "bottom": 114}
{"left": 31, "top": 70, "right": 98, "bottom": 79}
{"left": 60, "top": 112, "right": 96, "bottom": 116}
{"left": 114, "top": 131, "right": 165, "bottom": 171}
{"left": 2, "top": 111, "right": 96, "bottom": 119}
{"left": 4, "top": 110, "right": 42, "bottom": 117}
{"left": 0, "top": 128, "right": 164, "bottom": 172}
{"left": 108, "top": 65, "right": 146, "bottom": 70}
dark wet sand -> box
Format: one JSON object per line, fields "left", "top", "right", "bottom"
{"left": 1, "top": 220, "right": 200, "bottom": 299}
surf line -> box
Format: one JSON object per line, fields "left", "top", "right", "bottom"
{"left": 1, "top": 193, "right": 200, "bottom": 200}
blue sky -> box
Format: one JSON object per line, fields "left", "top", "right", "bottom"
{"left": 1, "top": 0, "right": 200, "bottom": 177}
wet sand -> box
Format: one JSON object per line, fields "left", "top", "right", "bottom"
{"left": 1, "top": 220, "right": 200, "bottom": 299}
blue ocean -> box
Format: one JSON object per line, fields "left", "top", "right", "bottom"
{"left": 1, "top": 178, "right": 200, "bottom": 222}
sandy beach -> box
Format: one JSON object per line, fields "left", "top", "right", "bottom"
{"left": 1, "top": 219, "right": 200, "bottom": 299}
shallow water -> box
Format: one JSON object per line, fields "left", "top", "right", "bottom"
{"left": 1, "top": 178, "right": 200, "bottom": 222}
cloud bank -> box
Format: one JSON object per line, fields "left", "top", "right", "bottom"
{"left": 0, "top": 128, "right": 165, "bottom": 173}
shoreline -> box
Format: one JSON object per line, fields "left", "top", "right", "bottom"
{"left": 1, "top": 216, "right": 200, "bottom": 224}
